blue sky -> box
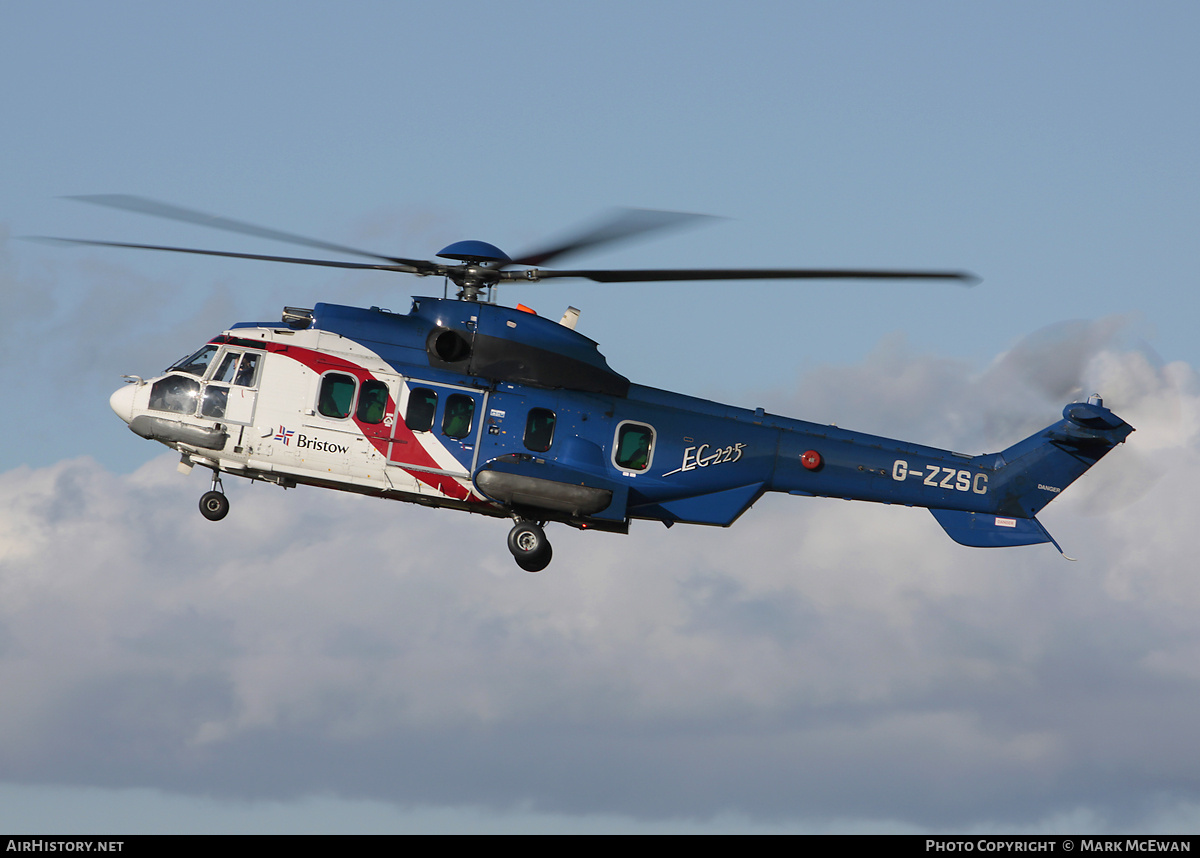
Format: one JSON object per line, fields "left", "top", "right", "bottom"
{"left": 2, "top": 0, "right": 1199, "bottom": 834}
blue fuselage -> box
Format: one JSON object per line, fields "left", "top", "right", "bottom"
{"left": 213, "top": 298, "right": 1129, "bottom": 536}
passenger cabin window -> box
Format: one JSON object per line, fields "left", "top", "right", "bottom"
{"left": 406, "top": 388, "right": 437, "bottom": 432}
{"left": 442, "top": 394, "right": 475, "bottom": 439}
{"left": 357, "top": 380, "right": 389, "bottom": 424}
{"left": 614, "top": 421, "right": 655, "bottom": 472}
{"left": 318, "top": 373, "right": 357, "bottom": 419}
{"left": 524, "top": 408, "right": 556, "bottom": 453}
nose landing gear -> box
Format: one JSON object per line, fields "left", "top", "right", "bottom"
{"left": 507, "top": 520, "right": 552, "bottom": 572}
{"left": 199, "top": 472, "right": 229, "bottom": 521}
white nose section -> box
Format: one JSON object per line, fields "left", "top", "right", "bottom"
{"left": 110, "top": 383, "right": 137, "bottom": 424}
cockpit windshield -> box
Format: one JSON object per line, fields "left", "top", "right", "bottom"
{"left": 168, "top": 344, "right": 219, "bottom": 377}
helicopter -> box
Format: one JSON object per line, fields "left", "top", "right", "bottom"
{"left": 50, "top": 196, "right": 1133, "bottom": 571}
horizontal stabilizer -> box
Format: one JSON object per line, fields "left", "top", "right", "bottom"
{"left": 930, "top": 508, "right": 1065, "bottom": 554}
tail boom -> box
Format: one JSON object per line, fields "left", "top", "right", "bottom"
{"left": 767, "top": 396, "right": 1133, "bottom": 551}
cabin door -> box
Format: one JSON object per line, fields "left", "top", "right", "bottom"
{"left": 387, "top": 379, "right": 487, "bottom": 482}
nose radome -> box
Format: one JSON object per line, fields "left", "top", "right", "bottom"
{"left": 110, "top": 383, "right": 136, "bottom": 424}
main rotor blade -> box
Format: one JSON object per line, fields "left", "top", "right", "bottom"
{"left": 67, "top": 194, "right": 437, "bottom": 271}
{"left": 506, "top": 267, "right": 980, "bottom": 284}
{"left": 34, "top": 237, "right": 432, "bottom": 274}
{"left": 509, "top": 208, "right": 717, "bottom": 268}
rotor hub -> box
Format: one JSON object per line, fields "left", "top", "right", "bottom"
{"left": 447, "top": 262, "right": 503, "bottom": 301}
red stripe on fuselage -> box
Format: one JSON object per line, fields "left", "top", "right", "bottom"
{"left": 219, "top": 337, "right": 477, "bottom": 502}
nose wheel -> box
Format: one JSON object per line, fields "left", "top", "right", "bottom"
{"left": 199, "top": 473, "right": 229, "bottom": 521}
{"left": 507, "top": 521, "right": 552, "bottom": 572}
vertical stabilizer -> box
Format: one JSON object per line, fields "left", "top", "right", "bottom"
{"left": 930, "top": 396, "right": 1133, "bottom": 550}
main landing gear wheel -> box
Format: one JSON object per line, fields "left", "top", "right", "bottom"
{"left": 508, "top": 521, "right": 552, "bottom": 572}
{"left": 199, "top": 490, "right": 229, "bottom": 521}
{"left": 199, "top": 472, "right": 229, "bottom": 522}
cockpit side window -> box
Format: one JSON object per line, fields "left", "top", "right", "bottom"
{"left": 200, "top": 385, "right": 228, "bottom": 419}
{"left": 169, "top": 344, "right": 219, "bottom": 377}
{"left": 212, "top": 351, "right": 241, "bottom": 384}
{"left": 234, "top": 353, "right": 260, "bottom": 387}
